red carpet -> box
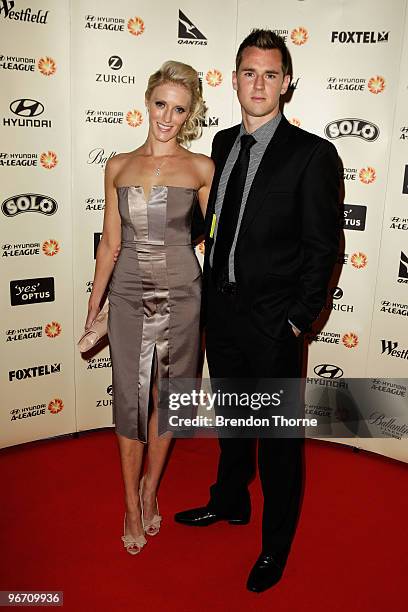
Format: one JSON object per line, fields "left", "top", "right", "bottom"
{"left": 1, "top": 431, "right": 407, "bottom": 611}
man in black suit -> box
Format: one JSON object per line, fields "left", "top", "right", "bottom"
{"left": 175, "top": 30, "right": 339, "bottom": 593}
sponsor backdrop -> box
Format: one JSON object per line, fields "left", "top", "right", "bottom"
{"left": 1, "top": 0, "right": 407, "bottom": 461}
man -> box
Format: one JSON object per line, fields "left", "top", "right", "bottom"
{"left": 175, "top": 30, "right": 339, "bottom": 593}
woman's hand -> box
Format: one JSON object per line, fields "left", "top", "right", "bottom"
{"left": 85, "top": 301, "right": 100, "bottom": 330}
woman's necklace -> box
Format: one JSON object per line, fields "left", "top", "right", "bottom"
{"left": 154, "top": 157, "right": 167, "bottom": 177}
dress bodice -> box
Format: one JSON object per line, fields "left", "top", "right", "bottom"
{"left": 116, "top": 185, "right": 198, "bottom": 246}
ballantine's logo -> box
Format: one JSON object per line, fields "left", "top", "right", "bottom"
{"left": 290, "top": 27, "right": 308, "bottom": 46}
{"left": 290, "top": 118, "right": 301, "bottom": 127}
{"left": 87, "top": 148, "right": 117, "bottom": 169}
{"left": 368, "top": 75, "right": 385, "bottom": 94}
{"left": 127, "top": 16, "right": 144, "bottom": 36}
{"left": 0, "top": 1, "right": 49, "bottom": 23}
{"left": 2, "top": 194, "right": 57, "bottom": 217}
{"left": 37, "top": 56, "right": 56, "bottom": 76}
{"left": 178, "top": 10, "right": 207, "bottom": 45}
{"left": 325, "top": 119, "right": 379, "bottom": 141}
{"left": 126, "top": 110, "right": 143, "bottom": 127}
{"left": 40, "top": 151, "right": 58, "bottom": 169}
{"left": 331, "top": 31, "right": 389, "bottom": 44}
{"left": 381, "top": 340, "right": 408, "bottom": 360}
{"left": 206, "top": 69, "right": 222, "bottom": 87}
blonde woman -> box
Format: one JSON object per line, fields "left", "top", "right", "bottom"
{"left": 86, "top": 61, "right": 214, "bottom": 554}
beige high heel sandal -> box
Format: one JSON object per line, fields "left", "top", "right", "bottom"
{"left": 139, "top": 475, "right": 162, "bottom": 536}
{"left": 121, "top": 513, "right": 147, "bottom": 555}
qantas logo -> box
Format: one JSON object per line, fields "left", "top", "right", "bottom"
{"left": 178, "top": 10, "right": 207, "bottom": 44}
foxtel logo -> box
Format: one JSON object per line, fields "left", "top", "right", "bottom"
{"left": 380, "top": 340, "right": 408, "bottom": 360}
{"left": 9, "top": 362, "right": 61, "bottom": 381}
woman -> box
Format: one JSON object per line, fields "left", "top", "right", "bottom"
{"left": 85, "top": 61, "right": 214, "bottom": 555}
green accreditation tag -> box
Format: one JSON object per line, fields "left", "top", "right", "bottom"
{"left": 210, "top": 214, "right": 216, "bottom": 238}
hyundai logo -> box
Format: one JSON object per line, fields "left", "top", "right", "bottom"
{"left": 9, "top": 98, "right": 45, "bottom": 118}
{"left": 314, "top": 364, "right": 344, "bottom": 379}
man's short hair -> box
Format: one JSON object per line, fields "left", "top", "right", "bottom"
{"left": 235, "top": 29, "right": 291, "bottom": 76}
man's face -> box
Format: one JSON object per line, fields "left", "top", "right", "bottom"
{"left": 232, "top": 47, "right": 290, "bottom": 120}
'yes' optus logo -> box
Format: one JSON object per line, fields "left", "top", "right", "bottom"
{"left": 44, "top": 321, "right": 62, "bottom": 338}
{"left": 48, "top": 398, "right": 64, "bottom": 414}
{"left": 206, "top": 69, "right": 222, "bottom": 87}
{"left": 42, "top": 239, "right": 60, "bottom": 256}
{"left": 126, "top": 110, "right": 143, "bottom": 127}
{"left": 290, "top": 27, "right": 308, "bottom": 46}
{"left": 342, "top": 332, "right": 359, "bottom": 348}
{"left": 359, "top": 167, "right": 376, "bottom": 184}
{"left": 368, "top": 75, "right": 385, "bottom": 94}
{"left": 40, "top": 151, "right": 58, "bottom": 169}
{"left": 37, "top": 56, "right": 56, "bottom": 77}
{"left": 127, "top": 16, "right": 145, "bottom": 36}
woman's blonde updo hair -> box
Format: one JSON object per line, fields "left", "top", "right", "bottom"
{"left": 145, "top": 60, "right": 206, "bottom": 146}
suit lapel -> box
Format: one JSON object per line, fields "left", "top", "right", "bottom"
{"left": 237, "top": 116, "right": 292, "bottom": 240}
{"left": 204, "top": 126, "right": 240, "bottom": 235}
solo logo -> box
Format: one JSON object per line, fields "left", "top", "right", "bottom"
{"left": 2, "top": 194, "right": 58, "bottom": 217}
{"left": 9, "top": 362, "right": 61, "bottom": 382}
{"left": 10, "top": 277, "right": 55, "bottom": 305}
{"left": 325, "top": 119, "right": 379, "bottom": 141}
{"left": 313, "top": 364, "right": 344, "bottom": 379}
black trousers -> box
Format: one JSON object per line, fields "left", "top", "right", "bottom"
{"left": 205, "top": 277, "right": 304, "bottom": 561}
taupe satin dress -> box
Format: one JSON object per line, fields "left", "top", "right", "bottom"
{"left": 107, "top": 185, "right": 201, "bottom": 442}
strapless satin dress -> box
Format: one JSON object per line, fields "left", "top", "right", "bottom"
{"left": 107, "top": 185, "right": 202, "bottom": 442}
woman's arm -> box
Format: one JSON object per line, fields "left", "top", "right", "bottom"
{"left": 85, "top": 157, "right": 122, "bottom": 329}
{"left": 197, "top": 154, "right": 215, "bottom": 218}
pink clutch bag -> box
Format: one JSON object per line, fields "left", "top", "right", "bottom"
{"left": 77, "top": 300, "right": 109, "bottom": 353}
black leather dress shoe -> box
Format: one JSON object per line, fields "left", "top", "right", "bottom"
{"left": 246, "top": 554, "right": 285, "bottom": 593}
{"left": 174, "top": 506, "right": 250, "bottom": 526}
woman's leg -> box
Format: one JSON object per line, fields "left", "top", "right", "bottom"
{"left": 116, "top": 433, "right": 145, "bottom": 537}
{"left": 142, "top": 380, "right": 172, "bottom": 523}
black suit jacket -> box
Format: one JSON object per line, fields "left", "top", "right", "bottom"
{"left": 202, "top": 115, "right": 340, "bottom": 335}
